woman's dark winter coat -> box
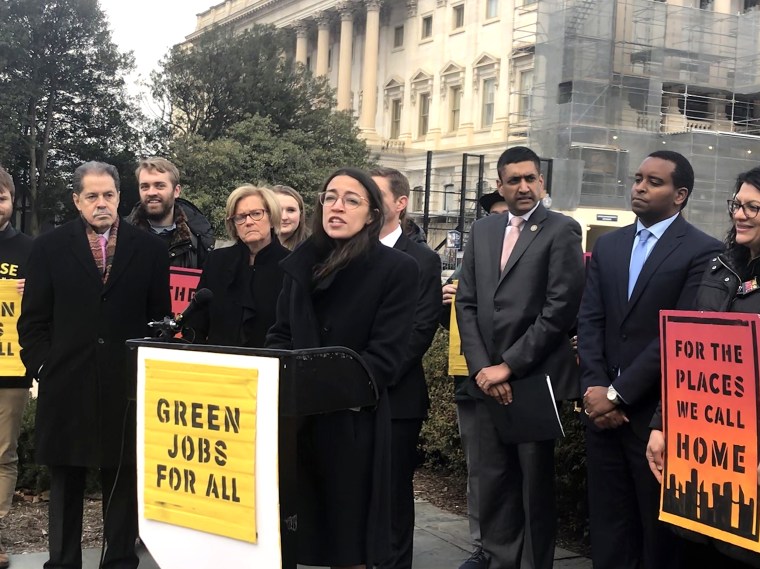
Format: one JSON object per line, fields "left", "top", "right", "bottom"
{"left": 266, "top": 238, "right": 419, "bottom": 567}
{"left": 186, "top": 239, "right": 289, "bottom": 348}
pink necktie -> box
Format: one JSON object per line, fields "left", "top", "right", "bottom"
{"left": 500, "top": 217, "right": 524, "bottom": 271}
{"left": 98, "top": 234, "right": 107, "bottom": 273}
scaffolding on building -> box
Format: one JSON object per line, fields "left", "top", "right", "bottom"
{"left": 528, "top": 0, "right": 760, "bottom": 238}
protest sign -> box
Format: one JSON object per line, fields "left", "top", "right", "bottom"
{"left": 448, "top": 285, "right": 468, "bottom": 376}
{"left": 660, "top": 310, "right": 760, "bottom": 552}
{"left": 143, "top": 358, "right": 258, "bottom": 542}
{"left": 169, "top": 267, "right": 202, "bottom": 316}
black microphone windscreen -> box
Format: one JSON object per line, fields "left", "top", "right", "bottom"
{"left": 193, "top": 288, "right": 214, "bottom": 307}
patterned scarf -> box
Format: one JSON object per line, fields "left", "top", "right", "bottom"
{"left": 85, "top": 218, "right": 119, "bottom": 283}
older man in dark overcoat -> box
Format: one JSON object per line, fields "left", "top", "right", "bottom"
{"left": 18, "top": 161, "right": 170, "bottom": 569}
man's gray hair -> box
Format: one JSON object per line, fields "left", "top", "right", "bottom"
{"left": 73, "top": 161, "right": 120, "bottom": 194}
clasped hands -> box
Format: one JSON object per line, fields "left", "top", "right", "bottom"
{"left": 583, "top": 385, "right": 629, "bottom": 430}
{"left": 475, "top": 363, "right": 513, "bottom": 405}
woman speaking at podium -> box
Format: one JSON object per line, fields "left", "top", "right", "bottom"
{"left": 267, "top": 167, "right": 419, "bottom": 569}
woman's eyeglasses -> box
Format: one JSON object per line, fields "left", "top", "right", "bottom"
{"left": 230, "top": 209, "right": 267, "bottom": 225}
{"left": 727, "top": 200, "right": 760, "bottom": 219}
{"left": 319, "top": 192, "right": 368, "bottom": 210}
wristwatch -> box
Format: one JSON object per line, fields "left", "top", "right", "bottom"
{"left": 607, "top": 385, "right": 621, "bottom": 405}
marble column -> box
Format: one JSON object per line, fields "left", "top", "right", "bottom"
{"left": 713, "top": 0, "right": 731, "bottom": 14}
{"left": 315, "top": 14, "right": 331, "bottom": 77}
{"left": 337, "top": 4, "right": 354, "bottom": 111}
{"left": 295, "top": 23, "right": 308, "bottom": 66}
{"left": 359, "top": 0, "right": 382, "bottom": 134}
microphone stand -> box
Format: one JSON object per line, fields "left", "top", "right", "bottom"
{"left": 148, "top": 316, "right": 182, "bottom": 340}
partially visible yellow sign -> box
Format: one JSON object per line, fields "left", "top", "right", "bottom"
{"left": 0, "top": 280, "right": 23, "bottom": 376}
{"left": 143, "top": 359, "right": 258, "bottom": 543}
{"left": 448, "top": 286, "right": 468, "bottom": 376}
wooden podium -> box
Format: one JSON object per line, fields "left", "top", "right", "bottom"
{"left": 127, "top": 340, "right": 377, "bottom": 569}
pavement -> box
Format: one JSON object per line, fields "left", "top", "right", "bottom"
{"left": 8, "top": 500, "right": 591, "bottom": 568}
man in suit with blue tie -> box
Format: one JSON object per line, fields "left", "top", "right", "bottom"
{"left": 456, "top": 146, "right": 584, "bottom": 569}
{"left": 578, "top": 150, "right": 722, "bottom": 569}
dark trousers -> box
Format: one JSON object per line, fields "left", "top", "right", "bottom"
{"left": 477, "top": 401, "right": 556, "bottom": 569}
{"left": 44, "top": 465, "right": 138, "bottom": 569}
{"left": 585, "top": 424, "right": 683, "bottom": 569}
{"left": 457, "top": 399, "right": 481, "bottom": 548}
{"left": 378, "top": 418, "right": 424, "bottom": 569}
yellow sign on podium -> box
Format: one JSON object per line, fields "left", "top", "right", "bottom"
{"left": 143, "top": 359, "right": 258, "bottom": 543}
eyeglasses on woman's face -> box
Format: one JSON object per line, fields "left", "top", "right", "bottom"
{"left": 728, "top": 199, "right": 760, "bottom": 219}
{"left": 319, "top": 191, "right": 369, "bottom": 210}
{"left": 230, "top": 209, "right": 268, "bottom": 225}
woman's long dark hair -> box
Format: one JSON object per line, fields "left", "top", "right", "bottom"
{"left": 311, "top": 167, "right": 384, "bottom": 281}
{"left": 725, "top": 167, "right": 760, "bottom": 266}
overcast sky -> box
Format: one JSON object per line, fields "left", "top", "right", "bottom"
{"left": 99, "top": 0, "right": 214, "bottom": 113}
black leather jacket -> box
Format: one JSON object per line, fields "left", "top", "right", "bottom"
{"left": 696, "top": 253, "right": 760, "bottom": 314}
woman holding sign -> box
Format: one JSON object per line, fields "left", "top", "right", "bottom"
{"left": 267, "top": 168, "right": 418, "bottom": 568}
{"left": 648, "top": 166, "right": 760, "bottom": 568}
{"left": 183, "top": 185, "right": 289, "bottom": 347}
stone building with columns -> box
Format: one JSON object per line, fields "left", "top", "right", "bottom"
{"left": 187, "top": 0, "right": 760, "bottom": 251}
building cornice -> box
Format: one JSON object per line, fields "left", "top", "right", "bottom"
{"left": 186, "top": 0, "right": 357, "bottom": 42}
{"left": 187, "top": 0, "right": 277, "bottom": 41}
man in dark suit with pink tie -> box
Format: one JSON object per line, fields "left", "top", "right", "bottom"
{"left": 456, "top": 146, "right": 584, "bottom": 569}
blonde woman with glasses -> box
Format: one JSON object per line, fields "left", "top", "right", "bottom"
{"left": 182, "top": 185, "right": 289, "bottom": 347}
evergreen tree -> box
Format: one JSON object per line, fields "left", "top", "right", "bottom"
{"left": 150, "top": 24, "right": 372, "bottom": 233}
{"left": 0, "top": 0, "right": 140, "bottom": 233}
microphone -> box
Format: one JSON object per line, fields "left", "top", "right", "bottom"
{"left": 148, "top": 288, "right": 214, "bottom": 337}
{"left": 176, "top": 287, "right": 214, "bottom": 325}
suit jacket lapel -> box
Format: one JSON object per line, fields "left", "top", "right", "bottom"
{"left": 625, "top": 216, "right": 685, "bottom": 316}
{"left": 103, "top": 221, "right": 136, "bottom": 294}
{"left": 227, "top": 243, "right": 248, "bottom": 327}
{"left": 70, "top": 220, "right": 104, "bottom": 285}
{"left": 489, "top": 216, "right": 508, "bottom": 283}
{"left": 616, "top": 224, "right": 637, "bottom": 310}
{"left": 393, "top": 232, "right": 409, "bottom": 253}
{"left": 498, "top": 205, "right": 546, "bottom": 286}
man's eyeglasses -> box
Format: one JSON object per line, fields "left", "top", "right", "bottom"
{"left": 319, "top": 192, "right": 369, "bottom": 210}
{"left": 230, "top": 209, "right": 267, "bottom": 225}
{"left": 727, "top": 200, "right": 760, "bottom": 219}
